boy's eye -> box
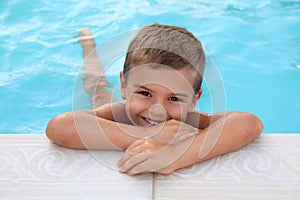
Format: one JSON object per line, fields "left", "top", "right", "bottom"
{"left": 168, "top": 96, "right": 181, "bottom": 102}
{"left": 137, "top": 91, "right": 151, "bottom": 97}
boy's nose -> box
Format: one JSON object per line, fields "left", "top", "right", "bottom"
{"left": 149, "top": 104, "right": 167, "bottom": 121}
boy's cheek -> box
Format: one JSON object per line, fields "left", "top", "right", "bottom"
{"left": 127, "top": 96, "right": 148, "bottom": 112}
{"left": 167, "top": 104, "right": 189, "bottom": 122}
{"left": 128, "top": 95, "right": 145, "bottom": 105}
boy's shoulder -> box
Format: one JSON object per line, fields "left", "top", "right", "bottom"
{"left": 95, "top": 102, "right": 131, "bottom": 124}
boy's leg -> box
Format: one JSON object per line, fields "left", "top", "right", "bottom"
{"left": 78, "top": 28, "right": 114, "bottom": 108}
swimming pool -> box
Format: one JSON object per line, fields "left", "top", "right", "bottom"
{"left": 1, "top": 0, "right": 299, "bottom": 133}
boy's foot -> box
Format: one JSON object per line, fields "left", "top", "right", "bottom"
{"left": 78, "top": 28, "right": 96, "bottom": 54}
{"left": 78, "top": 28, "right": 115, "bottom": 106}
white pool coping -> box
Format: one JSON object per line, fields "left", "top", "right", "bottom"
{"left": 1, "top": 134, "right": 299, "bottom": 200}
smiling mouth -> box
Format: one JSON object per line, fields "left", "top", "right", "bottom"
{"left": 142, "top": 117, "right": 162, "bottom": 125}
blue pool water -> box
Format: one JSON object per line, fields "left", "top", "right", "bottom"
{"left": 1, "top": 0, "right": 299, "bottom": 133}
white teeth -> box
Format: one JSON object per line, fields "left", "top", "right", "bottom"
{"left": 145, "top": 117, "right": 159, "bottom": 125}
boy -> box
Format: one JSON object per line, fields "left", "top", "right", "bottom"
{"left": 46, "top": 24, "right": 263, "bottom": 175}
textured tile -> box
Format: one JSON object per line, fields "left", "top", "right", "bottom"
{"left": 0, "top": 134, "right": 153, "bottom": 200}
{"left": 1, "top": 134, "right": 299, "bottom": 200}
{"left": 154, "top": 134, "right": 300, "bottom": 200}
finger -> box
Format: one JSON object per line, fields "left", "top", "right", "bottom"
{"left": 118, "top": 151, "right": 134, "bottom": 167}
{"left": 126, "top": 139, "right": 146, "bottom": 152}
{"left": 127, "top": 172, "right": 138, "bottom": 176}
{"left": 119, "top": 153, "right": 147, "bottom": 173}
{"left": 118, "top": 140, "right": 146, "bottom": 167}
{"left": 127, "top": 143, "right": 149, "bottom": 153}
{"left": 128, "top": 160, "right": 153, "bottom": 174}
{"left": 119, "top": 153, "right": 146, "bottom": 172}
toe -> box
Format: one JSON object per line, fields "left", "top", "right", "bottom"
{"left": 79, "top": 28, "right": 92, "bottom": 37}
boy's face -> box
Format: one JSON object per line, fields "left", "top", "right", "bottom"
{"left": 120, "top": 64, "right": 202, "bottom": 126}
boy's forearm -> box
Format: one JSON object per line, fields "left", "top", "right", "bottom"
{"left": 46, "top": 111, "right": 145, "bottom": 150}
{"left": 186, "top": 111, "right": 225, "bottom": 130}
{"left": 169, "top": 112, "right": 263, "bottom": 171}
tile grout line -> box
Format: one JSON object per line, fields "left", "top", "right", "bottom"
{"left": 152, "top": 172, "right": 155, "bottom": 200}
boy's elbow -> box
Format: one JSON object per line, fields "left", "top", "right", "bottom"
{"left": 46, "top": 117, "right": 55, "bottom": 142}
{"left": 46, "top": 115, "right": 61, "bottom": 143}
{"left": 46, "top": 112, "right": 77, "bottom": 148}
{"left": 246, "top": 112, "right": 264, "bottom": 136}
{"left": 237, "top": 112, "right": 264, "bottom": 139}
{"left": 225, "top": 112, "right": 263, "bottom": 148}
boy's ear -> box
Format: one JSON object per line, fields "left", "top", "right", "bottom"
{"left": 190, "top": 88, "right": 202, "bottom": 111}
{"left": 120, "top": 71, "right": 126, "bottom": 99}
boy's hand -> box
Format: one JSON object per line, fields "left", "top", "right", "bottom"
{"left": 148, "top": 119, "right": 199, "bottom": 145}
{"left": 118, "top": 137, "right": 193, "bottom": 175}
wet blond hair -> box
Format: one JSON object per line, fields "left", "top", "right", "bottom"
{"left": 123, "top": 24, "right": 206, "bottom": 93}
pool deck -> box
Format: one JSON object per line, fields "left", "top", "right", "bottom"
{"left": 1, "top": 134, "right": 299, "bottom": 199}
